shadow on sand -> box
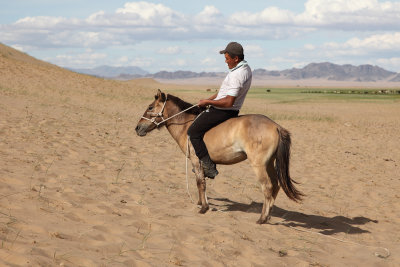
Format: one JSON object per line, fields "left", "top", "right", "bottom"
{"left": 209, "top": 197, "right": 377, "bottom": 235}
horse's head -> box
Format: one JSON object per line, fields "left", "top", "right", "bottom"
{"left": 135, "top": 89, "right": 167, "bottom": 136}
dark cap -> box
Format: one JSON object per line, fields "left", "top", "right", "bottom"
{"left": 219, "top": 42, "right": 244, "bottom": 56}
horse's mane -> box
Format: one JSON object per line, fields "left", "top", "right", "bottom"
{"left": 166, "top": 94, "right": 206, "bottom": 115}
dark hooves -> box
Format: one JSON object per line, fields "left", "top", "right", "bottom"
{"left": 256, "top": 218, "right": 267, "bottom": 224}
{"left": 199, "top": 206, "right": 209, "bottom": 214}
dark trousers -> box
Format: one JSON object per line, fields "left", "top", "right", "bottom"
{"left": 188, "top": 107, "right": 239, "bottom": 159}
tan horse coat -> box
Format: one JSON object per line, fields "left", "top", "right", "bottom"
{"left": 136, "top": 90, "right": 303, "bottom": 224}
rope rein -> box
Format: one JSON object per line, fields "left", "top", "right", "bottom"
{"left": 185, "top": 136, "right": 194, "bottom": 203}
{"left": 141, "top": 94, "right": 198, "bottom": 202}
{"left": 141, "top": 95, "right": 199, "bottom": 127}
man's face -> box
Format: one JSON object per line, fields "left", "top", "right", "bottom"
{"left": 224, "top": 53, "right": 239, "bottom": 69}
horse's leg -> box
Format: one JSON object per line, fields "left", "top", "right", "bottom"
{"left": 251, "top": 161, "right": 275, "bottom": 224}
{"left": 191, "top": 156, "right": 209, "bottom": 213}
{"left": 266, "top": 159, "right": 280, "bottom": 219}
{"left": 196, "top": 175, "right": 209, "bottom": 213}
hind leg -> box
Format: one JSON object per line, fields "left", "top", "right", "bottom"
{"left": 266, "top": 160, "right": 280, "bottom": 219}
{"left": 251, "top": 163, "right": 275, "bottom": 224}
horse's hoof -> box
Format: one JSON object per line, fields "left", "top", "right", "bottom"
{"left": 199, "top": 206, "right": 209, "bottom": 214}
{"left": 256, "top": 218, "right": 267, "bottom": 224}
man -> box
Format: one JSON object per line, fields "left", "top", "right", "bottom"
{"left": 188, "top": 42, "right": 252, "bottom": 178}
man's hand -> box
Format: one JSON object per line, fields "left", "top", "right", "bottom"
{"left": 198, "top": 99, "right": 210, "bottom": 107}
{"left": 198, "top": 95, "right": 236, "bottom": 108}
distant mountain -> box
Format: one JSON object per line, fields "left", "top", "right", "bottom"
{"left": 275, "top": 62, "right": 397, "bottom": 82}
{"left": 71, "top": 62, "right": 399, "bottom": 82}
{"left": 151, "top": 71, "right": 223, "bottom": 79}
{"left": 389, "top": 73, "right": 400, "bottom": 82}
{"left": 148, "top": 63, "right": 397, "bottom": 82}
{"left": 71, "top": 65, "right": 148, "bottom": 78}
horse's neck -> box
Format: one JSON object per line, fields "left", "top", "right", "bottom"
{"left": 165, "top": 111, "right": 196, "bottom": 153}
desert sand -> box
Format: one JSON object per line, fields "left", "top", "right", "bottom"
{"left": 1, "top": 44, "right": 400, "bottom": 266}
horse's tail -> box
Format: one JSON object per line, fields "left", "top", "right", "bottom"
{"left": 275, "top": 127, "right": 304, "bottom": 202}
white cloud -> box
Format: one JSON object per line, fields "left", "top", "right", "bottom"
{"left": 230, "top": 7, "right": 295, "bottom": 26}
{"left": 244, "top": 45, "right": 264, "bottom": 57}
{"left": 2, "top": 0, "right": 400, "bottom": 72}
{"left": 14, "top": 16, "right": 73, "bottom": 29}
{"left": 48, "top": 52, "right": 107, "bottom": 67}
{"left": 201, "top": 57, "right": 217, "bottom": 66}
{"left": 227, "top": 0, "right": 400, "bottom": 31}
{"left": 195, "top": 5, "right": 223, "bottom": 25}
{"left": 157, "top": 46, "right": 181, "bottom": 55}
{"left": 172, "top": 58, "right": 186, "bottom": 67}
{"left": 114, "top": 2, "right": 185, "bottom": 27}
{"left": 281, "top": 32, "right": 400, "bottom": 71}
{"left": 345, "top": 33, "right": 400, "bottom": 50}
{"left": 2, "top": 0, "right": 400, "bottom": 51}
{"left": 117, "top": 56, "right": 129, "bottom": 64}
{"left": 376, "top": 57, "right": 400, "bottom": 71}
{"left": 130, "top": 57, "right": 154, "bottom": 67}
{"left": 11, "top": 44, "right": 26, "bottom": 52}
{"left": 304, "top": 44, "right": 315, "bottom": 50}
{"left": 321, "top": 32, "right": 400, "bottom": 56}
{"left": 298, "top": 0, "right": 400, "bottom": 29}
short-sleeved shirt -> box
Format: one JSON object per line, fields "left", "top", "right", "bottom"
{"left": 213, "top": 60, "right": 252, "bottom": 111}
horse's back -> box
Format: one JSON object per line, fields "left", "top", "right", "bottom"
{"left": 204, "top": 114, "right": 281, "bottom": 164}
{"left": 208, "top": 114, "right": 279, "bottom": 137}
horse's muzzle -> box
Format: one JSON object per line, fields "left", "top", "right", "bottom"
{"left": 135, "top": 124, "right": 148, "bottom": 136}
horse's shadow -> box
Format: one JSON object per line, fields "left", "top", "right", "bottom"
{"left": 209, "top": 197, "right": 377, "bottom": 235}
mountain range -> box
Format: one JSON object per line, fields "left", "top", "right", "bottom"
{"left": 72, "top": 62, "right": 400, "bottom": 82}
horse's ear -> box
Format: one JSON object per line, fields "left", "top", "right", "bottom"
{"left": 155, "top": 89, "right": 166, "bottom": 101}
{"left": 155, "top": 89, "right": 162, "bottom": 99}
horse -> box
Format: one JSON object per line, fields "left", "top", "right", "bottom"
{"left": 135, "top": 89, "right": 303, "bottom": 224}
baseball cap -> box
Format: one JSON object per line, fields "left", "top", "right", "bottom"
{"left": 219, "top": 42, "right": 244, "bottom": 56}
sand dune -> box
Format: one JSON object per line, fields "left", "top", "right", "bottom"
{"left": 1, "top": 44, "right": 399, "bottom": 266}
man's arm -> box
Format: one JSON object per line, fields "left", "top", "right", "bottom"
{"left": 207, "top": 93, "right": 218, "bottom": 100}
{"left": 198, "top": 95, "right": 235, "bottom": 108}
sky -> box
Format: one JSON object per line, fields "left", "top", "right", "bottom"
{"left": 1, "top": 0, "right": 400, "bottom": 73}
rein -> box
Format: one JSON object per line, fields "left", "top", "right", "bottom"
{"left": 141, "top": 95, "right": 199, "bottom": 127}
{"left": 140, "top": 94, "right": 199, "bottom": 203}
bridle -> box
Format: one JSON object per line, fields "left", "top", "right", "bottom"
{"left": 141, "top": 94, "right": 198, "bottom": 127}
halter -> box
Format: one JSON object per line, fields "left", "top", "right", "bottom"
{"left": 141, "top": 94, "right": 198, "bottom": 127}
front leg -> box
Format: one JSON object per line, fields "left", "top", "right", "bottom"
{"left": 192, "top": 160, "right": 209, "bottom": 213}
{"left": 197, "top": 176, "right": 209, "bottom": 213}
{"left": 187, "top": 140, "right": 209, "bottom": 213}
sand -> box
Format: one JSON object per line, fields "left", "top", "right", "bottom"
{"left": 1, "top": 44, "right": 400, "bottom": 266}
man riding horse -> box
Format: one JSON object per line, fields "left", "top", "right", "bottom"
{"left": 188, "top": 42, "right": 252, "bottom": 179}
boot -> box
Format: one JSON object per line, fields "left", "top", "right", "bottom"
{"left": 200, "top": 154, "right": 219, "bottom": 179}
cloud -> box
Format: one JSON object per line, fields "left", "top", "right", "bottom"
{"left": 115, "top": 1, "right": 184, "bottom": 26}
{"left": 172, "top": 58, "right": 186, "bottom": 67}
{"left": 48, "top": 52, "right": 107, "bottom": 67}
{"left": 130, "top": 57, "right": 154, "bottom": 67}
{"left": 157, "top": 46, "right": 181, "bottom": 55}
{"left": 282, "top": 32, "right": 400, "bottom": 71}
{"left": 201, "top": 57, "right": 217, "bottom": 66}
{"left": 344, "top": 32, "right": 400, "bottom": 51}
{"left": 2, "top": 0, "right": 400, "bottom": 50}
{"left": 244, "top": 45, "right": 264, "bottom": 57}
{"left": 298, "top": 0, "right": 400, "bottom": 29}
{"left": 321, "top": 32, "right": 400, "bottom": 57}
{"left": 230, "top": 7, "right": 295, "bottom": 26}
{"left": 195, "top": 5, "right": 223, "bottom": 25}
{"left": 376, "top": 57, "right": 400, "bottom": 71}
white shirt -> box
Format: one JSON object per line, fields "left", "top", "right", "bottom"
{"left": 214, "top": 60, "right": 252, "bottom": 111}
